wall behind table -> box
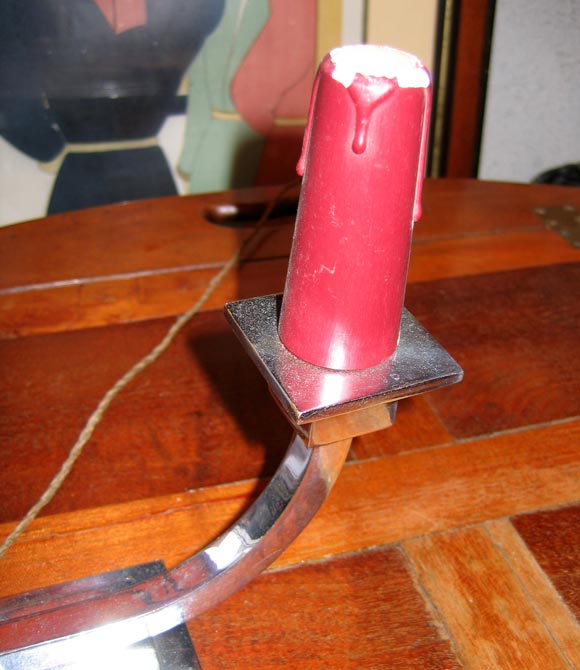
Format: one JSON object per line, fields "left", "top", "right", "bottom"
{"left": 479, "top": 0, "right": 580, "bottom": 183}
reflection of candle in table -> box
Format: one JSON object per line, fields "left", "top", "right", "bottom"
{"left": 279, "top": 45, "right": 431, "bottom": 370}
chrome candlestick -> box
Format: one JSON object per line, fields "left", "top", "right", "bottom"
{"left": 0, "top": 45, "right": 462, "bottom": 669}
{"left": 0, "top": 297, "right": 462, "bottom": 670}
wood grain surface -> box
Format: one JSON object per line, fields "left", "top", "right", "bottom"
{"left": 487, "top": 518, "right": 580, "bottom": 667}
{"left": 514, "top": 505, "right": 580, "bottom": 624}
{"left": 404, "top": 526, "right": 577, "bottom": 669}
{"left": 193, "top": 548, "right": 461, "bottom": 670}
{"left": 407, "top": 262, "right": 580, "bottom": 438}
{"left": 2, "top": 179, "right": 579, "bottom": 338}
{"left": 0, "top": 312, "right": 292, "bottom": 521}
{"left": 2, "top": 420, "right": 579, "bottom": 593}
{"left": 442, "top": 1, "right": 495, "bottom": 178}
{"left": 1, "top": 179, "right": 579, "bottom": 668}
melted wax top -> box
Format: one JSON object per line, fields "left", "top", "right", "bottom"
{"left": 297, "top": 47, "right": 431, "bottom": 221}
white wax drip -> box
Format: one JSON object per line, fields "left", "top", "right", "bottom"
{"left": 330, "top": 45, "right": 430, "bottom": 89}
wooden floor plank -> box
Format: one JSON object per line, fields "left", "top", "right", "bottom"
{"left": 0, "top": 253, "right": 290, "bottom": 339}
{"left": 417, "top": 179, "right": 580, "bottom": 239}
{"left": 409, "top": 230, "right": 578, "bottom": 284}
{"left": 0, "top": 311, "right": 292, "bottom": 521}
{"left": 0, "top": 186, "right": 298, "bottom": 290}
{"left": 349, "top": 395, "right": 453, "bottom": 460}
{"left": 407, "top": 263, "right": 580, "bottom": 438}
{"left": 2, "top": 179, "right": 575, "bottom": 291}
{"left": 2, "top": 179, "right": 576, "bottom": 292}
{"left": 192, "top": 548, "right": 461, "bottom": 670}
{"left": 0, "top": 309, "right": 448, "bottom": 522}
{"left": 3, "top": 232, "right": 577, "bottom": 339}
{"left": 487, "top": 518, "right": 580, "bottom": 667}
{"left": 404, "top": 526, "right": 574, "bottom": 669}
{"left": 513, "top": 505, "right": 580, "bottom": 624}
{"left": 1, "top": 421, "right": 579, "bottom": 598}
{"left": 3, "top": 178, "right": 579, "bottom": 339}
{"left": 4, "top": 260, "right": 580, "bottom": 520}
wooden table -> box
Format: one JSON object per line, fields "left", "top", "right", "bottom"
{"left": 1, "top": 179, "right": 579, "bottom": 668}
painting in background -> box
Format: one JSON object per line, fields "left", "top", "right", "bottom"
{"left": 0, "top": 0, "right": 330, "bottom": 227}
{"left": 180, "top": 0, "right": 316, "bottom": 192}
{"left": 0, "top": 1, "right": 224, "bottom": 219}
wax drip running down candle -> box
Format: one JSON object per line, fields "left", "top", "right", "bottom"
{"left": 279, "top": 45, "right": 432, "bottom": 371}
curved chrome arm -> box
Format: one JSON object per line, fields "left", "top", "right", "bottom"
{"left": 0, "top": 435, "right": 351, "bottom": 670}
{"left": 0, "top": 295, "right": 463, "bottom": 670}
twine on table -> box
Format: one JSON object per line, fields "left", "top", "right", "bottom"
{"left": 0, "top": 180, "right": 299, "bottom": 560}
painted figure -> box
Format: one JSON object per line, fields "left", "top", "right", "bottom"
{"left": 0, "top": 0, "right": 224, "bottom": 214}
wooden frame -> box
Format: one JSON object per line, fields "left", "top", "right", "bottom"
{"left": 430, "top": 0, "right": 496, "bottom": 177}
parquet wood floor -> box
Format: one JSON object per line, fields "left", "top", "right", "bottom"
{"left": 1, "top": 180, "right": 579, "bottom": 668}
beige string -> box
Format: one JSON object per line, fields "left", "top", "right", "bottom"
{"left": 0, "top": 180, "right": 298, "bottom": 560}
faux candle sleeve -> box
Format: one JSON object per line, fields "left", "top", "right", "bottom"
{"left": 279, "top": 46, "right": 431, "bottom": 370}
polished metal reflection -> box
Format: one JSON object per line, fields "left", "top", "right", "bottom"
{"left": 1, "top": 563, "right": 201, "bottom": 670}
{"left": 0, "top": 435, "right": 351, "bottom": 669}
{"left": 225, "top": 294, "right": 463, "bottom": 423}
{"left": 1, "top": 294, "right": 463, "bottom": 670}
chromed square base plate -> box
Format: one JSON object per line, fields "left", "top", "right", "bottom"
{"left": 225, "top": 294, "right": 463, "bottom": 424}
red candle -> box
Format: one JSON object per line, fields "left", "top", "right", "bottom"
{"left": 279, "top": 45, "right": 431, "bottom": 370}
